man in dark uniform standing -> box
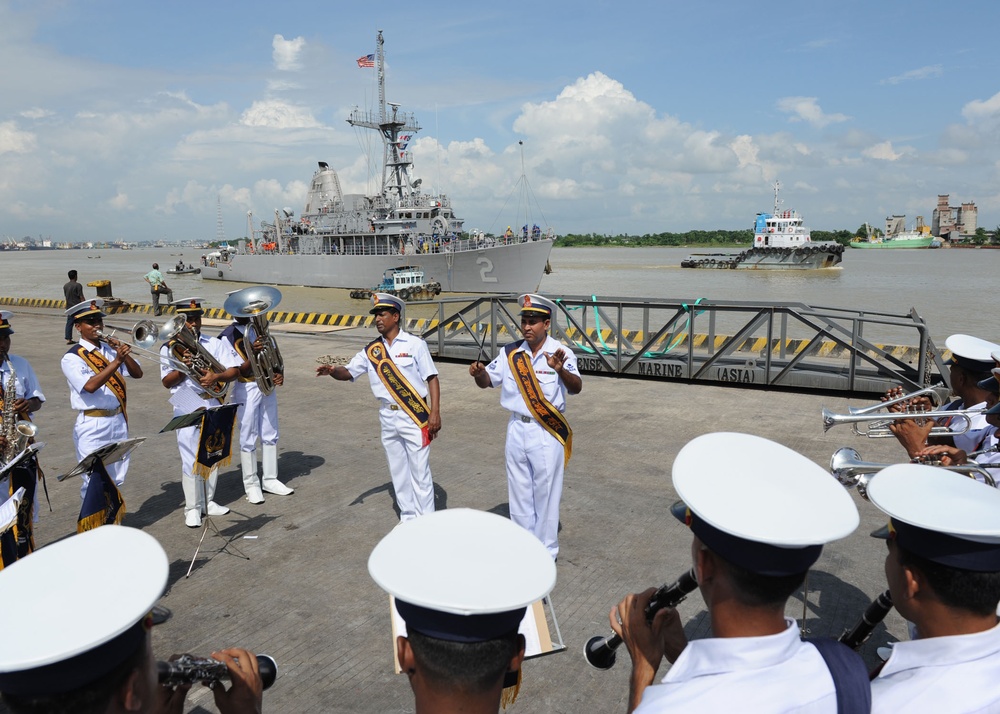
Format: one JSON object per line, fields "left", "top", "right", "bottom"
{"left": 62, "top": 270, "right": 84, "bottom": 344}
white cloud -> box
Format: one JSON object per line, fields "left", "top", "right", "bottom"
{"left": 272, "top": 35, "right": 306, "bottom": 71}
{"left": 0, "top": 121, "right": 36, "bottom": 155}
{"left": 962, "top": 90, "right": 1000, "bottom": 122}
{"left": 862, "top": 141, "right": 902, "bottom": 161}
{"left": 776, "top": 97, "right": 850, "bottom": 128}
{"left": 20, "top": 108, "right": 52, "bottom": 120}
{"left": 881, "top": 65, "right": 943, "bottom": 85}
{"left": 108, "top": 192, "right": 130, "bottom": 211}
{"left": 239, "top": 100, "right": 320, "bottom": 128}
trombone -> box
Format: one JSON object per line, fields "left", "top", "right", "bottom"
{"left": 830, "top": 447, "right": 997, "bottom": 497}
{"left": 100, "top": 317, "right": 230, "bottom": 399}
{"left": 97, "top": 319, "right": 189, "bottom": 374}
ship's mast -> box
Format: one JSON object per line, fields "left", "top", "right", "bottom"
{"left": 347, "top": 30, "right": 421, "bottom": 206}
{"left": 772, "top": 181, "right": 783, "bottom": 215}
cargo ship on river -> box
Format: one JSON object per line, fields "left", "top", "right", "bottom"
{"left": 201, "top": 30, "right": 552, "bottom": 294}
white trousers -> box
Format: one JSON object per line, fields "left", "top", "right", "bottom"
{"left": 378, "top": 404, "right": 434, "bottom": 521}
{"left": 234, "top": 383, "right": 279, "bottom": 453}
{"left": 505, "top": 415, "right": 565, "bottom": 559}
{"left": 74, "top": 412, "right": 130, "bottom": 501}
{"left": 174, "top": 422, "right": 219, "bottom": 507}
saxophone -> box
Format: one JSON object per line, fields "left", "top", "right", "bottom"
{"left": 2, "top": 361, "right": 37, "bottom": 465}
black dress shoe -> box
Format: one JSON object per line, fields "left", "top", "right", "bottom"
{"left": 150, "top": 605, "right": 173, "bottom": 625}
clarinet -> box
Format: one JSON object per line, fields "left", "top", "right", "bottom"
{"left": 157, "top": 654, "right": 277, "bottom": 690}
{"left": 838, "top": 590, "right": 893, "bottom": 650}
{"left": 584, "top": 568, "right": 699, "bottom": 670}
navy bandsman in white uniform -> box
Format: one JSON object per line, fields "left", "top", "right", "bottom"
{"left": 60, "top": 299, "right": 142, "bottom": 501}
{"left": 159, "top": 298, "right": 242, "bottom": 527}
{"left": 612, "top": 433, "right": 863, "bottom": 713}
{"left": 469, "top": 294, "right": 582, "bottom": 559}
{"left": 219, "top": 316, "right": 293, "bottom": 504}
{"left": 368, "top": 508, "right": 555, "bottom": 713}
{"left": 913, "top": 374, "right": 1000, "bottom": 482}
{"left": 316, "top": 293, "right": 441, "bottom": 522}
{"left": 0, "top": 526, "right": 264, "bottom": 713}
{"left": 0, "top": 311, "right": 44, "bottom": 558}
{"left": 887, "top": 334, "right": 999, "bottom": 460}
{"left": 865, "top": 464, "right": 1000, "bottom": 713}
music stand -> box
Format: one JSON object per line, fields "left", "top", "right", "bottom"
{"left": 161, "top": 405, "right": 248, "bottom": 577}
{"left": 0, "top": 442, "right": 45, "bottom": 479}
{"left": 55, "top": 438, "right": 144, "bottom": 482}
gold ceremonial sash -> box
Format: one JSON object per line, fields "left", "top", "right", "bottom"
{"left": 72, "top": 345, "right": 128, "bottom": 423}
{"left": 365, "top": 339, "right": 431, "bottom": 447}
{"left": 507, "top": 348, "right": 572, "bottom": 466}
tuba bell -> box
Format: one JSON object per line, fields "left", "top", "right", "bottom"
{"left": 160, "top": 315, "right": 231, "bottom": 400}
{"left": 223, "top": 287, "right": 283, "bottom": 396}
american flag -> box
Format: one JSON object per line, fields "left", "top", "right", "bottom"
{"left": 356, "top": 54, "right": 375, "bottom": 68}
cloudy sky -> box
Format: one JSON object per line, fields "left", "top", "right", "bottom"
{"left": 2, "top": 0, "right": 999, "bottom": 243}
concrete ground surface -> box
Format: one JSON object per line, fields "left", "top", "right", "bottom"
{"left": 1, "top": 310, "right": 915, "bottom": 713}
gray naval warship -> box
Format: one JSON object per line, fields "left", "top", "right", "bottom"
{"left": 202, "top": 30, "right": 553, "bottom": 294}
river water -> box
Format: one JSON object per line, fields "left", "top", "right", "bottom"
{"left": 1, "top": 246, "right": 994, "bottom": 342}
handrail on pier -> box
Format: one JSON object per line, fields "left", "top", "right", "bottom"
{"left": 421, "top": 294, "right": 944, "bottom": 397}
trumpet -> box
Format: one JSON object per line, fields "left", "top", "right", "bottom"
{"left": 838, "top": 590, "right": 893, "bottom": 650}
{"left": 830, "top": 447, "right": 997, "bottom": 497}
{"left": 821, "top": 406, "right": 980, "bottom": 438}
{"left": 157, "top": 653, "right": 277, "bottom": 690}
{"left": 223, "top": 286, "right": 283, "bottom": 396}
{"left": 584, "top": 568, "right": 698, "bottom": 670}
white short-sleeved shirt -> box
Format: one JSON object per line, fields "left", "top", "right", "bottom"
{"left": 60, "top": 338, "right": 131, "bottom": 411}
{"left": 872, "top": 620, "right": 1000, "bottom": 713}
{"left": 0, "top": 355, "right": 45, "bottom": 405}
{"left": 345, "top": 331, "right": 437, "bottom": 402}
{"left": 942, "top": 398, "right": 991, "bottom": 454}
{"left": 159, "top": 333, "right": 241, "bottom": 408}
{"left": 634, "top": 619, "right": 837, "bottom": 713}
{"left": 483, "top": 335, "right": 579, "bottom": 417}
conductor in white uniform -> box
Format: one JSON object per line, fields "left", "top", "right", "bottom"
{"left": 469, "top": 294, "right": 582, "bottom": 559}
{"left": 316, "top": 293, "right": 441, "bottom": 521}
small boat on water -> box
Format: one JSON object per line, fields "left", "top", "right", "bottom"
{"left": 201, "top": 30, "right": 552, "bottom": 294}
{"left": 349, "top": 265, "right": 442, "bottom": 300}
{"left": 167, "top": 263, "right": 200, "bottom": 275}
{"left": 681, "top": 182, "right": 843, "bottom": 270}
{"left": 850, "top": 216, "right": 939, "bottom": 249}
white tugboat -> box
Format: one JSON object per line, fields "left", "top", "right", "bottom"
{"left": 681, "top": 182, "right": 844, "bottom": 270}
{"left": 201, "top": 30, "right": 553, "bottom": 293}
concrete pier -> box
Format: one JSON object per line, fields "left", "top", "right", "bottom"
{"left": 2, "top": 309, "right": 910, "bottom": 713}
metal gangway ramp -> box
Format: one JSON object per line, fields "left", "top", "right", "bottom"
{"left": 421, "top": 295, "right": 946, "bottom": 396}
